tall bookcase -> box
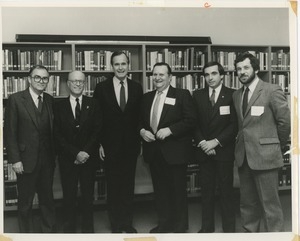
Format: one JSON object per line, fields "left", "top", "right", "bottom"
{"left": 2, "top": 41, "right": 291, "bottom": 211}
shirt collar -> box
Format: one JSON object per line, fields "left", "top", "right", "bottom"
{"left": 69, "top": 94, "right": 83, "bottom": 102}
{"left": 209, "top": 84, "right": 222, "bottom": 96}
{"left": 113, "top": 76, "right": 127, "bottom": 86}
{"left": 29, "top": 87, "right": 43, "bottom": 100}
{"left": 246, "top": 76, "right": 259, "bottom": 93}
{"left": 157, "top": 85, "right": 170, "bottom": 95}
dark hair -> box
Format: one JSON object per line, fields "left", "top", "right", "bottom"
{"left": 203, "top": 61, "right": 225, "bottom": 76}
{"left": 152, "top": 62, "right": 172, "bottom": 75}
{"left": 234, "top": 52, "right": 260, "bottom": 72}
{"left": 110, "top": 51, "right": 130, "bottom": 66}
{"left": 28, "top": 65, "right": 49, "bottom": 76}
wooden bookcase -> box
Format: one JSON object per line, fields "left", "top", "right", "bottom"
{"left": 2, "top": 41, "right": 291, "bottom": 211}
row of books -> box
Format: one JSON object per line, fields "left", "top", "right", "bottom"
{"left": 2, "top": 49, "right": 63, "bottom": 71}
{"left": 2, "top": 75, "right": 109, "bottom": 98}
{"left": 146, "top": 74, "right": 205, "bottom": 93}
{"left": 4, "top": 184, "right": 18, "bottom": 206}
{"left": 272, "top": 73, "right": 290, "bottom": 93}
{"left": 3, "top": 160, "right": 17, "bottom": 181}
{"left": 145, "top": 73, "right": 244, "bottom": 93}
{"left": 271, "top": 50, "right": 290, "bottom": 70}
{"left": 211, "top": 50, "right": 290, "bottom": 71}
{"left": 75, "top": 50, "right": 132, "bottom": 71}
{"left": 278, "top": 166, "right": 291, "bottom": 187}
{"left": 146, "top": 48, "right": 206, "bottom": 71}
{"left": 211, "top": 51, "right": 269, "bottom": 71}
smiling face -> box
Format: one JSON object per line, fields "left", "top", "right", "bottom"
{"left": 28, "top": 68, "right": 50, "bottom": 95}
{"left": 152, "top": 65, "right": 171, "bottom": 92}
{"left": 204, "top": 64, "right": 223, "bottom": 89}
{"left": 67, "top": 71, "right": 85, "bottom": 97}
{"left": 236, "top": 58, "right": 258, "bottom": 86}
{"left": 111, "top": 53, "right": 129, "bottom": 81}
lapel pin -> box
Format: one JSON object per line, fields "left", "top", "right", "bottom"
{"left": 87, "top": 106, "right": 89, "bottom": 109}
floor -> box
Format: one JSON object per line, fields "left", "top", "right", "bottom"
{"left": 3, "top": 190, "right": 292, "bottom": 233}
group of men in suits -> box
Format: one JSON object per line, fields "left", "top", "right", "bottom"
{"left": 4, "top": 51, "right": 290, "bottom": 233}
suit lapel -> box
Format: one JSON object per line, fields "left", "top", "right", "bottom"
{"left": 146, "top": 91, "right": 156, "bottom": 127}
{"left": 107, "top": 79, "right": 122, "bottom": 112}
{"left": 43, "top": 93, "right": 53, "bottom": 131}
{"left": 125, "top": 79, "right": 134, "bottom": 112}
{"left": 235, "top": 87, "right": 244, "bottom": 121}
{"left": 244, "top": 79, "right": 263, "bottom": 118}
{"left": 80, "top": 96, "right": 90, "bottom": 126}
{"left": 158, "top": 86, "right": 175, "bottom": 126}
{"left": 210, "top": 85, "right": 226, "bottom": 119}
{"left": 22, "top": 89, "right": 39, "bottom": 128}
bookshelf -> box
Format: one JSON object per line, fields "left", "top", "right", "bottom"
{"left": 2, "top": 41, "right": 291, "bottom": 211}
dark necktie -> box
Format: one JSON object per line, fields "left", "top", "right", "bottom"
{"left": 151, "top": 91, "right": 162, "bottom": 133}
{"left": 37, "top": 95, "right": 43, "bottom": 112}
{"left": 242, "top": 87, "right": 249, "bottom": 117}
{"left": 120, "top": 81, "right": 126, "bottom": 111}
{"left": 210, "top": 89, "right": 216, "bottom": 107}
{"left": 75, "top": 97, "right": 81, "bottom": 123}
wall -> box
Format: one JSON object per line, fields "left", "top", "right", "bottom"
{"left": 1, "top": 7, "right": 289, "bottom": 45}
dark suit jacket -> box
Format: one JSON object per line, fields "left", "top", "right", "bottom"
{"left": 140, "top": 86, "right": 197, "bottom": 165}
{"left": 4, "top": 88, "right": 55, "bottom": 173}
{"left": 193, "top": 85, "right": 237, "bottom": 162}
{"left": 233, "top": 79, "right": 290, "bottom": 170}
{"left": 54, "top": 95, "right": 102, "bottom": 164}
{"left": 93, "top": 78, "right": 143, "bottom": 158}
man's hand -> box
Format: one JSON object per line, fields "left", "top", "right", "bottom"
{"left": 205, "top": 149, "right": 216, "bottom": 156}
{"left": 156, "top": 128, "right": 172, "bottom": 140}
{"left": 12, "top": 161, "right": 24, "bottom": 174}
{"left": 140, "top": 129, "right": 156, "bottom": 142}
{"left": 76, "top": 151, "right": 90, "bottom": 164}
{"left": 99, "top": 145, "right": 105, "bottom": 161}
{"left": 200, "top": 139, "right": 219, "bottom": 153}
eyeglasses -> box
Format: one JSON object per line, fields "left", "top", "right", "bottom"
{"left": 68, "top": 80, "right": 86, "bottom": 86}
{"left": 32, "top": 75, "right": 49, "bottom": 83}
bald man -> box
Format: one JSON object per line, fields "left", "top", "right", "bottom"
{"left": 54, "top": 71, "right": 102, "bottom": 233}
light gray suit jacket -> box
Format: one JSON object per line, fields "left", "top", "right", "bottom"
{"left": 232, "top": 79, "right": 290, "bottom": 170}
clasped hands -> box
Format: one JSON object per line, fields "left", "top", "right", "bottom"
{"left": 74, "top": 151, "right": 89, "bottom": 165}
{"left": 197, "top": 139, "right": 218, "bottom": 156}
{"left": 141, "top": 128, "right": 172, "bottom": 142}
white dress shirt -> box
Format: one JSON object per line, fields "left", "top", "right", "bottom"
{"left": 150, "top": 86, "right": 170, "bottom": 126}
{"left": 29, "top": 87, "right": 44, "bottom": 109}
{"left": 113, "top": 76, "right": 128, "bottom": 106}
{"left": 69, "top": 94, "right": 83, "bottom": 119}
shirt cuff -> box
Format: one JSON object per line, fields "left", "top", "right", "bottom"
{"left": 215, "top": 138, "right": 222, "bottom": 147}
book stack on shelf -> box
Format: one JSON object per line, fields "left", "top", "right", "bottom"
{"left": 2, "top": 39, "right": 291, "bottom": 211}
{"left": 93, "top": 167, "right": 107, "bottom": 202}
{"left": 2, "top": 49, "right": 63, "bottom": 71}
{"left": 186, "top": 163, "right": 201, "bottom": 195}
{"left": 75, "top": 49, "right": 132, "bottom": 71}
{"left": 146, "top": 47, "right": 206, "bottom": 71}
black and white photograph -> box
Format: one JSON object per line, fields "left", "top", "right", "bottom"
{"left": 0, "top": 1, "right": 298, "bottom": 241}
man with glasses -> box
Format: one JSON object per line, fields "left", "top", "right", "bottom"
{"left": 4, "top": 65, "right": 56, "bottom": 232}
{"left": 54, "top": 70, "right": 102, "bottom": 233}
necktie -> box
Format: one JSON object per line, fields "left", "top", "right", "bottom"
{"left": 75, "top": 97, "right": 81, "bottom": 123}
{"left": 37, "top": 95, "right": 43, "bottom": 112}
{"left": 210, "top": 89, "right": 216, "bottom": 107}
{"left": 151, "top": 91, "right": 162, "bottom": 133}
{"left": 120, "top": 81, "right": 126, "bottom": 111}
{"left": 242, "top": 87, "right": 249, "bottom": 117}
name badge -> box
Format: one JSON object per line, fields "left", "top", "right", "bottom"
{"left": 251, "top": 106, "right": 264, "bottom": 116}
{"left": 220, "top": 106, "right": 230, "bottom": 115}
{"left": 165, "top": 97, "right": 176, "bottom": 105}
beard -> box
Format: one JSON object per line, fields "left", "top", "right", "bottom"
{"left": 238, "top": 71, "right": 256, "bottom": 85}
